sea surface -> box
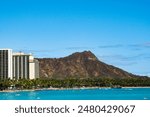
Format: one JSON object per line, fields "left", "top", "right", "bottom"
{"left": 0, "top": 88, "right": 150, "bottom": 100}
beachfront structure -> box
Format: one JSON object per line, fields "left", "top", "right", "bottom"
{"left": 13, "top": 52, "right": 30, "bottom": 79}
{"left": 0, "top": 49, "right": 13, "bottom": 79}
{"left": 0, "top": 49, "right": 39, "bottom": 80}
{"left": 29, "top": 55, "right": 39, "bottom": 79}
{"left": 13, "top": 52, "right": 39, "bottom": 79}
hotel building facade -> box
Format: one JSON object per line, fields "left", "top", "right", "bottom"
{"left": 0, "top": 49, "right": 39, "bottom": 80}
{"left": 0, "top": 49, "right": 13, "bottom": 79}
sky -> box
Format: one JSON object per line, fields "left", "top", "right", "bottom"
{"left": 0, "top": 0, "right": 150, "bottom": 76}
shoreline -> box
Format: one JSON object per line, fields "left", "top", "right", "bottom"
{"left": 1, "top": 86, "right": 150, "bottom": 93}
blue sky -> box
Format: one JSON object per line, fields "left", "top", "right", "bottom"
{"left": 0, "top": 0, "right": 150, "bottom": 76}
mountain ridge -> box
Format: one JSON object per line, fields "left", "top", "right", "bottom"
{"left": 37, "top": 51, "right": 147, "bottom": 79}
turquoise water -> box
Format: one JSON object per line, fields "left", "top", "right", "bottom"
{"left": 0, "top": 88, "right": 150, "bottom": 100}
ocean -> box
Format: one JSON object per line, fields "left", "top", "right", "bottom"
{"left": 0, "top": 88, "right": 150, "bottom": 100}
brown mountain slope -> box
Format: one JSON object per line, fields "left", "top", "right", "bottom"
{"left": 37, "top": 51, "right": 144, "bottom": 79}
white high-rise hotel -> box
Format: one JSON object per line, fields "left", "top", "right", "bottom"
{"left": 0, "top": 49, "right": 39, "bottom": 79}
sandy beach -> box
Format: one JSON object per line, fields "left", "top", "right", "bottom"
{"left": 0, "top": 86, "right": 150, "bottom": 93}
